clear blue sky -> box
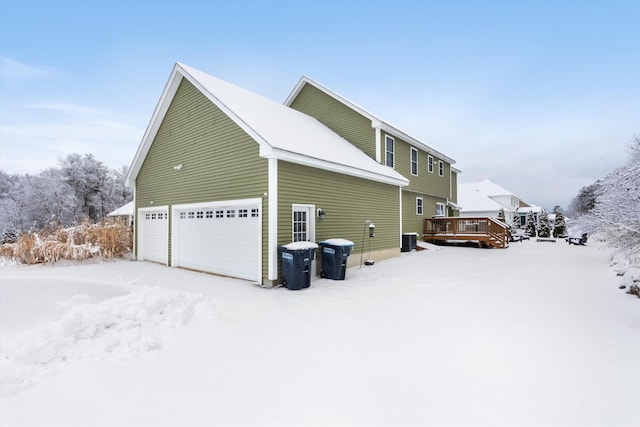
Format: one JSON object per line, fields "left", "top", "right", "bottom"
{"left": 1, "top": 0, "right": 638, "bottom": 209}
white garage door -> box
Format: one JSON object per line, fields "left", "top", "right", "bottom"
{"left": 172, "top": 200, "right": 261, "bottom": 282}
{"left": 138, "top": 207, "right": 168, "bottom": 264}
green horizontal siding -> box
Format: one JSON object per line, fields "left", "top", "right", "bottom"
{"left": 278, "top": 161, "right": 400, "bottom": 253}
{"left": 386, "top": 131, "right": 451, "bottom": 199}
{"left": 402, "top": 191, "right": 448, "bottom": 236}
{"left": 289, "top": 84, "right": 376, "bottom": 159}
{"left": 135, "top": 78, "right": 269, "bottom": 275}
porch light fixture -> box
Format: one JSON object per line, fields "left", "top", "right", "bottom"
{"left": 317, "top": 208, "right": 326, "bottom": 220}
{"left": 173, "top": 164, "right": 183, "bottom": 170}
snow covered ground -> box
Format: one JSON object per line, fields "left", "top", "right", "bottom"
{"left": 0, "top": 240, "right": 638, "bottom": 426}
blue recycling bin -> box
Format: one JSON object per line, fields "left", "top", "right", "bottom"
{"left": 319, "top": 239, "right": 354, "bottom": 280}
{"left": 278, "top": 242, "right": 318, "bottom": 290}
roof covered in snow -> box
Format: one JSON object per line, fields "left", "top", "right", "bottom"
{"left": 457, "top": 185, "right": 504, "bottom": 212}
{"left": 126, "top": 63, "right": 409, "bottom": 188}
{"left": 284, "top": 76, "right": 456, "bottom": 166}
{"left": 107, "top": 201, "right": 134, "bottom": 217}
{"left": 461, "top": 179, "right": 517, "bottom": 198}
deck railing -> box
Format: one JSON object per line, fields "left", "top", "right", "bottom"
{"left": 423, "top": 217, "right": 509, "bottom": 248}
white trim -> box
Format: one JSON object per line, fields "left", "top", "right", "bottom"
{"left": 283, "top": 76, "right": 456, "bottom": 165}
{"left": 399, "top": 187, "right": 403, "bottom": 246}
{"left": 268, "top": 158, "right": 278, "bottom": 281}
{"left": 170, "top": 198, "right": 261, "bottom": 212}
{"left": 410, "top": 147, "right": 418, "bottom": 176}
{"left": 428, "top": 155, "right": 434, "bottom": 173}
{"left": 291, "top": 204, "right": 316, "bottom": 242}
{"left": 372, "top": 120, "right": 382, "bottom": 163}
{"left": 416, "top": 197, "right": 423, "bottom": 215}
{"left": 385, "top": 135, "right": 395, "bottom": 168}
{"left": 137, "top": 205, "right": 169, "bottom": 265}
{"left": 267, "top": 148, "right": 408, "bottom": 187}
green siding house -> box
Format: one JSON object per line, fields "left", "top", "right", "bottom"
{"left": 126, "top": 63, "right": 410, "bottom": 286}
{"left": 285, "top": 77, "right": 461, "bottom": 238}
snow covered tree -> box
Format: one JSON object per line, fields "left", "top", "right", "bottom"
{"left": 538, "top": 209, "right": 551, "bottom": 238}
{"left": 0, "top": 153, "right": 133, "bottom": 231}
{"left": 567, "top": 182, "right": 599, "bottom": 217}
{"left": 59, "top": 153, "right": 109, "bottom": 222}
{"left": 2, "top": 223, "right": 19, "bottom": 243}
{"left": 510, "top": 213, "right": 520, "bottom": 233}
{"left": 525, "top": 211, "right": 537, "bottom": 237}
{"left": 575, "top": 135, "right": 640, "bottom": 262}
{"left": 496, "top": 208, "right": 506, "bottom": 223}
{"left": 553, "top": 206, "right": 566, "bottom": 237}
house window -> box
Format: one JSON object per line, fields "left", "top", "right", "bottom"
{"left": 238, "top": 209, "right": 248, "bottom": 218}
{"left": 196, "top": 211, "right": 203, "bottom": 219}
{"left": 293, "top": 210, "right": 308, "bottom": 242}
{"left": 416, "top": 197, "right": 423, "bottom": 215}
{"left": 179, "top": 212, "right": 186, "bottom": 219}
{"left": 205, "top": 210, "right": 213, "bottom": 219}
{"left": 385, "top": 136, "right": 394, "bottom": 167}
{"left": 216, "top": 210, "right": 224, "bottom": 218}
{"left": 227, "top": 209, "right": 236, "bottom": 218}
{"left": 428, "top": 155, "right": 434, "bottom": 173}
{"left": 188, "top": 211, "right": 194, "bottom": 219}
{"left": 410, "top": 148, "right": 418, "bottom": 176}
{"left": 438, "top": 160, "right": 444, "bottom": 177}
{"left": 436, "top": 202, "right": 445, "bottom": 217}
{"left": 251, "top": 208, "right": 260, "bottom": 218}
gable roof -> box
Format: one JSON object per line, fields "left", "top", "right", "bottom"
{"left": 284, "top": 76, "right": 456, "bottom": 165}
{"left": 465, "top": 179, "right": 517, "bottom": 198}
{"left": 457, "top": 184, "right": 504, "bottom": 212}
{"left": 126, "top": 63, "right": 409, "bottom": 188}
{"left": 458, "top": 179, "right": 521, "bottom": 213}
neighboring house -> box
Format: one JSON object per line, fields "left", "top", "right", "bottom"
{"left": 284, "top": 77, "right": 460, "bottom": 236}
{"left": 106, "top": 201, "right": 134, "bottom": 227}
{"left": 458, "top": 179, "right": 521, "bottom": 223}
{"left": 516, "top": 202, "right": 542, "bottom": 228}
{"left": 126, "top": 63, "right": 457, "bottom": 286}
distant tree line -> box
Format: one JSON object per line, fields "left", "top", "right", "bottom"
{"left": 1, "top": 153, "right": 133, "bottom": 234}
{"left": 569, "top": 135, "right": 640, "bottom": 263}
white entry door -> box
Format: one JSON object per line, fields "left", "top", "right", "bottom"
{"left": 292, "top": 204, "right": 316, "bottom": 277}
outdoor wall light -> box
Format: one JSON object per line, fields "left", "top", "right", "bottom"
{"left": 173, "top": 164, "right": 183, "bottom": 170}
{"left": 317, "top": 208, "right": 326, "bottom": 220}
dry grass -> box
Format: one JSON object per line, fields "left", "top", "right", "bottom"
{"left": 0, "top": 218, "right": 133, "bottom": 265}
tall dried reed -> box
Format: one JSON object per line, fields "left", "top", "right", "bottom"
{"left": 0, "top": 218, "right": 133, "bottom": 264}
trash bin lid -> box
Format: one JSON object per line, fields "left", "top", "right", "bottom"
{"left": 281, "top": 241, "right": 319, "bottom": 250}
{"left": 319, "top": 238, "right": 354, "bottom": 247}
{"left": 402, "top": 232, "right": 419, "bottom": 236}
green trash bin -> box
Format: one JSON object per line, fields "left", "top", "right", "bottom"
{"left": 319, "top": 239, "right": 354, "bottom": 280}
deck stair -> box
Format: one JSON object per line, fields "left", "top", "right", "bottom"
{"left": 423, "top": 217, "right": 509, "bottom": 248}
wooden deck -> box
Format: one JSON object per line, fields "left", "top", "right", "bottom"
{"left": 423, "top": 217, "right": 509, "bottom": 248}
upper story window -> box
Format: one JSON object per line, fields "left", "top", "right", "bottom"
{"left": 385, "top": 136, "right": 395, "bottom": 167}
{"left": 416, "top": 197, "right": 423, "bottom": 215}
{"left": 410, "top": 147, "right": 418, "bottom": 176}
{"left": 428, "top": 155, "right": 434, "bottom": 173}
{"left": 436, "top": 202, "right": 445, "bottom": 217}
{"left": 438, "top": 160, "right": 444, "bottom": 177}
